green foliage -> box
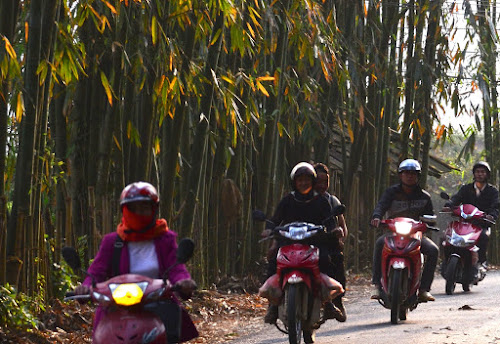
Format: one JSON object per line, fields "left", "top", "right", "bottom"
{"left": 0, "top": 284, "right": 39, "bottom": 331}
{"left": 45, "top": 235, "right": 79, "bottom": 299}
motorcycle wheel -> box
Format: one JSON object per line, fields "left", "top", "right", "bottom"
{"left": 286, "top": 284, "right": 303, "bottom": 344}
{"left": 445, "top": 255, "right": 459, "bottom": 295}
{"left": 390, "top": 269, "right": 402, "bottom": 325}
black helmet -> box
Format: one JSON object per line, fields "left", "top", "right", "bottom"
{"left": 398, "top": 159, "right": 421, "bottom": 173}
{"left": 473, "top": 161, "right": 491, "bottom": 174}
{"left": 290, "top": 162, "right": 317, "bottom": 181}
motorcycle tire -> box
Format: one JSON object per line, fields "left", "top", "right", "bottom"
{"left": 445, "top": 255, "right": 459, "bottom": 295}
{"left": 286, "top": 284, "right": 303, "bottom": 344}
{"left": 390, "top": 269, "right": 402, "bottom": 325}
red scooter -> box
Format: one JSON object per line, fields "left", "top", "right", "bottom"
{"left": 377, "top": 216, "right": 438, "bottom": 324}
{"left": 63, "top": 238, "right": 197, "bottom": 344}
{"left": 440, "top": 192, "right": 495, "bottom": 295}
{"left": 254, "top": 206, "right": 345, "bottom": 344}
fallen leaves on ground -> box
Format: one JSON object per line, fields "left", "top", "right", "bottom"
{"left": 0, "top": 289, "right": 266, "bottom": 344}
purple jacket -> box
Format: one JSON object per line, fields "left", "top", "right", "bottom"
{"left": 83, "top": 230, "right": 197, "bottom": 342}
{"left": 83, "top": 230, "right": 191, "bottom": 286}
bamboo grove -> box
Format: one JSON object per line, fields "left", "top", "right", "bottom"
{"left": 0, "top": 0, "right": 499, "bottom": 299}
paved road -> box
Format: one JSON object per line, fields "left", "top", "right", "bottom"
{"left": 229, "top": 270, "right": 500, "bottom": 344}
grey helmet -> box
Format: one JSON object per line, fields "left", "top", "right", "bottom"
{"left": 398, "top": 159, "right": 421, "bottom": 174}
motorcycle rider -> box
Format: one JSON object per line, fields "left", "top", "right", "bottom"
{"left": 313, "top": 162, "right": 347, "bottom": 322}
{"left": 370, "top": 159, "right": 439, "bottom": 303}
{"left": 442, "top": 161, "right": 499, "bottom": 271}
{"left": 262, "top": 162, "right": 344, "bottom": 326}
{"left": 74, "top": 181, "right": 198, "bottom": 343}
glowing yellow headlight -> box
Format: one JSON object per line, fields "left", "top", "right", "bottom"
{"left": 110, "top": 283, "right": 146, "bottom": 306}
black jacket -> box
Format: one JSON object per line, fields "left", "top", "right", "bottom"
{"left": 269, "top": 190, "right": 334, "bottom": 231}
{"left": 372, "top": 183, "right": 434, "bottom": 220}
{"left": 445, "top": 183, "right": 500, "bottom": 220}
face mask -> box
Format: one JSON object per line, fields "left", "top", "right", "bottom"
{"left": 122, "top": 206, "right": 154, "bottom": 230}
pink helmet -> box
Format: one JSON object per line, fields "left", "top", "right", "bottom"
{"left": 119, "top": 182, "right": 159, "bottom": 208}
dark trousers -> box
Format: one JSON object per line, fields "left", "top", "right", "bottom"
{"left": 477, "top": 228, "right": 490, "bottom": 263}
{"left": 372, "top": 233, "right": 439, "bottom": 291}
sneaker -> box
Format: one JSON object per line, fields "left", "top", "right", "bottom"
{"left": 332, "top": 297, "right": 346, "bottom": 322}
{"left": 370, "top": 285, "right": 381, "bottom": 300}
{"left": 264, "top": 305, "right": 278, "bottom": 324}
{"left": 323, "top": 301, "right": 343, "bottom": 321}
{"left": 417, "top": 290, "right": 435, "bottom": 302}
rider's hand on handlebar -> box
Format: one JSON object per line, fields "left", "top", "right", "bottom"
{"left": 370, "top": 218, "right": 381, "bottom": 228}
{"left": 485, "top": 214, "right": 495, "bottom": 221}
{"left": 261, "top": 229, "right": 272, "bottom": 237}
{"left": 174, "top": 278, "right": 197, "bottom": 299}
{"left": 74, "top": 284, "right": 91, "bottom": 295}
{"left": 441, "top": 206, "right": 451, "bottom": 212}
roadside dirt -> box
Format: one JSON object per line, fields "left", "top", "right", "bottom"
{"left": 0, "top": 274, "right": 372, "bottom": 343}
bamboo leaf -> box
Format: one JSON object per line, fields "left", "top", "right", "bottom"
{"left": 100, "top": 71, "right": 113, "bottom": 105}
{"left": 210, "top": 28, "right": 222, "bottom": 46}
{"left": 256, "top": 81, "right": 269, "bottom": 97}
{"left": 3, "top": 37, "right": 17, "bottom": 59}
{"left": 36, "top": 60, "right": 48, "bottom": 86}
{"left": 16, "top": 92, "right": 24, "bottom": 123}
{"left": 256, "top": 76, "right": 275, "bottom": 82}
{"left": 103, "top": 1, "right": 117, "bottom": 14}
{"left": 346, "top": 120, "right": 354, "bottom": 143}
{"left": 113, "top": 135, "right": 122, "bottom": 151}
{"left": 151, "top": 16, "right": 157, "bottom": 45}
{"left": 221, "top": 75, "right": 234, "bottom": 85}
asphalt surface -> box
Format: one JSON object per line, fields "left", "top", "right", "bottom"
{"left": 229, "top": 270, "right": 500, "bottom": 344}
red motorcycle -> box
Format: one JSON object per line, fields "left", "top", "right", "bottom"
{"left": 63, "top": 238, "right": 197, "bottom": 344}
{"left": 440, "top": 192, "right": 495, "bottom": 295}
{"left": 377, "top": 216, "right": 438, "bottom": 324}
{"left": 254, "top": 206, "right": 344, "bottom": 344}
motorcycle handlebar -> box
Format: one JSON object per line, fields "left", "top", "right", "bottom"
{"left": 64, "top": 294, "right": 91, "bottom": 302}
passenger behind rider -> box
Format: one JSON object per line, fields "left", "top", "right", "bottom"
{"left": 74, "top": 181, "right": 198, "bottom": 343}
{"left": 262, "top": 162, "right": 344, "bottom": 324}
{"left": 313, "top": 162, "right": 347, "bottom": 322}
{"left": 442, "top": 161, "right": 499, "bottom": 271}
{"left": 370, "top": 159, "right": 438, "bottom": 303}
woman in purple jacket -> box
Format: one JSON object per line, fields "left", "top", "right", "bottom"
{"left": 74, "top": 181, "right": 198, "bottom": 342}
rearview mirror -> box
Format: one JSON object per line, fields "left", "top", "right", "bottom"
{"left": 332, "top": 204, "right": 346, "bottom": 216}
{"left": 252, "top": 209, "right": 267, "bottom": 222}
{"left": 176, "top": 238, "right": 195, "bottom": 264}
{"left": 61, "top": 246, "right": 81, "bottom": 272}
{"left": 440, "top": 191, "right": 450, "bottom": 200}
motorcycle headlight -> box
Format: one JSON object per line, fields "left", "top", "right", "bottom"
{"left": 395, "top": 222, "right": 412, "bottom": 235}
{"left": 449, "top": 232, "right": 466, "bottom": 247}
{"left": 109, "top": 282, "right": 148, "bottom": 306}
{"left": 281, "top": 226, "right": 315, "bottom": 240}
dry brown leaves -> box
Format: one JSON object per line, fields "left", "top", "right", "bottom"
{"left": 0, "top": 290, "right": 266, "bottom": 344}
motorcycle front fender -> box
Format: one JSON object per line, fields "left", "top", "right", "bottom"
{"left": 282, "top": 270, "right": 312, "bottom": 290}
{"left": 94, "top": 307, "right": 166, "bottom": 344}
{"left": 390, "top": 258, "right": 408, "bottom": 270}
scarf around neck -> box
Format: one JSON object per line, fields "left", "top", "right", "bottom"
{"left": 116, "top": 218, "right": 168, "bottom": 242}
